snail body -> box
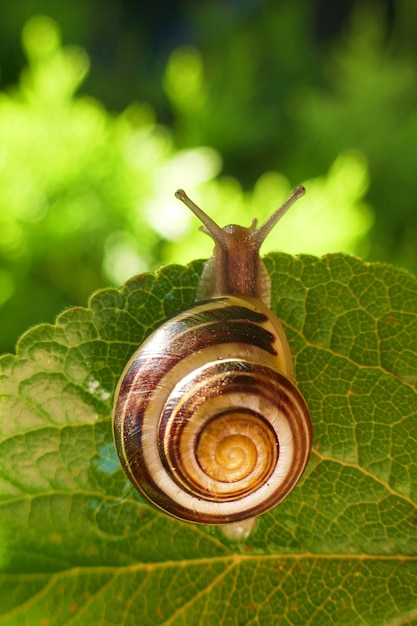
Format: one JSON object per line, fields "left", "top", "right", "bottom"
{"left": 113, "top": 186, "right": 312, "bottom": 527}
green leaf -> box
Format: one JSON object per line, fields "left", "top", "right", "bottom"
{"left": 1, "top": 253, "right": 417, "bottom": 625}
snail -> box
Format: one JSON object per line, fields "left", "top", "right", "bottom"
{"left": 113, "top": 186, "right": 312, "bottom": 534}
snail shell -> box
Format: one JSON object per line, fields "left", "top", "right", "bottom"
{"left": 113, "top": 186, "right": 312, "bottom": 526}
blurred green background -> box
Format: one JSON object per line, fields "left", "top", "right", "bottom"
{"left": 1, "top": 0, "right": 415, "bottom": 354}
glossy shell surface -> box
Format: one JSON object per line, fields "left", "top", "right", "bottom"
{"left": 113, "top": 295, "right": 312, "bottom": 524}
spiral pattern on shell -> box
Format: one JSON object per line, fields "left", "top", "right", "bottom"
{"left": 113, "top": 295, "right": 312, "bottom": 524}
